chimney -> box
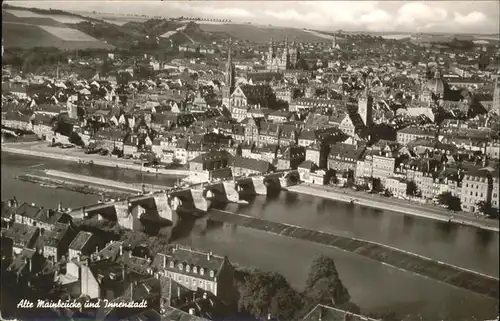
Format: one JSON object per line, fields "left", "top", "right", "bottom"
{"left": 189, "top": 308, "right": 196, "bottom": 315}
{"left": 207, "top": 252, "right": 212, "bottom": 260}
{"left": 95, "top": 246, "right": 99, "bottom": 254}
{"left": 163, "top": 255, "right": 167, "bottom": 268}
{"left": 57, "top": 202, "right": 62, "bottom": 212}
{"left": 177, "top": 285, "right": 181, "bottom": 299}
{"left": 28, "top": 258, "right": 32, "bottom": 272}
{"left": 119, "top": 245, "right": 123, "bottom": 256}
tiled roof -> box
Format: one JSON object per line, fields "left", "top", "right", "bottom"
{"left": 230, "top": 156, "right": 272, "bottom": 173}
{"left": 302, "top": 304, "right": 379, "bottom": 321}
{"left": 43, "top": 223, "right": 71, "bottom": 248}
{"left": 1, "top": 222, "right": 38, "bottom": 248}
{"left": 69, "top": 231, "right": 93, "bottom": 251}
{"left": 329, "top": 143, "right": 365, "bottom": 162}
{"left": 190, "top": 150, "right": 231, "bottom": 164}
{"left": 15, "top": 202, "right": 43, "bottom": 219}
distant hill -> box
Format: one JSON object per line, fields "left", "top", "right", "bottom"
{"left": 198, "top": 23, "right": 336, "bottom": 43}
{"left": 2, "top": 8, "right": 114, "bottom": 50}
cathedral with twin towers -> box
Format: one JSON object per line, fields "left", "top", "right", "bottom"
{"left": 266, "top": 37, "right": 300, "bottom": 72}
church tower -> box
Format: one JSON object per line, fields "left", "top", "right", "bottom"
{"left": 222, "top": 38, "right": 236, "bottom": 110}
{"left": 282, "top": 37, "right": 290, "bottom": 69}
{"left": 358, "top": 80, "right": 373, "bottom": 129}
{"left": 289, "top": 39, "right": 299, "bottom": 69}
{"left": 266, "top": 38, "right": 276, "bottom": 71}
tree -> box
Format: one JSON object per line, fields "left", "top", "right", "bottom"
{"left": 437, "top": 192, "right": 462, "bottom": 212}
{"left": 238, "top": 271, "right": 300, "bottom": 319}
{"left": 68, "top": 132, "right": 84, "bottom": 147}
{"left": 304, "top": 255, "right": 350, "bottom": 306}
{"left": 269, "top": 286, "right": 302, "bottom": 320}
{"left": 406, "top": 181, "right": 418, "bottom": 197}
{"left": 371, "top": 177, "right": 383, "bottom": 193}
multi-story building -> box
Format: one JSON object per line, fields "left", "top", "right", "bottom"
{"left": 152, "top": 245, "right": 237, "bottom": 304}
{"left": 492, "top": 172, "right": 499, "bottom": 211}
{"left": 327, "top": 144, "right": 363, "bottom": 173}
{"left": 371, "top": 153, "right": 396, "bottom": 184}
{"left": 415, "top": 172, "right": 435, "bottom": 200}
{"left": 460, "top": 169, "right": 493, "bottom": 213}
{"left": 230, "top": 84, "right": 274, "bottom": 113}
{"left": 396, "top": 127, "right": 436, "bottom": 145}
{"left": 385, "top": 177, "right": 408, "bottom": 199}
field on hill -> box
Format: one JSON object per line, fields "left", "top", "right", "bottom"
{"left": 2, "top": 22, "right": 114, "bottom": 50}
{"left": 2, "top": 8, "right": 114, "bottom": 50}
{"left": 4, "top": 8, "right": 85, "bottom": 24}
{"left": 199, "top": 23, "right": 331, "bottom": 43}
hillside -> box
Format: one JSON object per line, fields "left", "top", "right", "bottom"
{"left": 198, "top": 23, "right": 334, "bottom": 43}
{"left": 2, "top": 8, "right": 114, "bottom": 50}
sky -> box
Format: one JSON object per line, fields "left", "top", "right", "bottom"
{"left": 5, "top": 0, "right": 500, "bottom": 34}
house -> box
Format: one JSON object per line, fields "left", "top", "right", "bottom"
{"left": 14, "top": 202, "right": 44, "bottom": 226}
{"left": 1, "top": 222, "right": 39, "bottom": 255}
{"left": 41, "top": 223, "right": 76, "bottom": 261}
{"left": 6, "top": 248, "right": 53, "bottom": 286}
{"left": 460, "top": 168, "right": 493, "bottom": 213}
{"left": 328, "top": 144, "right": 364, "bottom": 173}
{"left": 371, "top": 152, "right": 396, "bottom": 185}
{"left": 298, "top": 129, "right": 317, "bottom": 147}
{"left": 68, "top": 231, "right": 100, "bottom": 261}
{"left": 397, "top": 127, "right": 436, "bottom": 145}
{"left": 297, "top": 160, "right": 325, "bottom": 185}
{"left": 276, "top": 146, "right": 306, "bottom": 170}
{"left": 385, "top": 177, "right": 409, "bottom": 199}
{"left": 151, "top": 245, "right": 237, "bottom": 305}
{"left": 230, "top": 84, "right": 274, "bottom": 109}
{"left": 189, "top": 150, "right": 232, "bottom": 181}
{"left": 66, "top": 257, "right": 130, "bottom": 300}
{"left": 230, "top": 156, "right": 274, "bottom": 176}
{"left": 14, "top": 202, "right": 72, "bottom": 231}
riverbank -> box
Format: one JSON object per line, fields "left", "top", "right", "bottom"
{"left": 286, "top": 183, "right": 500, "bottom": 232}
{"left": 44, "top": 169, "right": 169, "bottom": 193}
{"left": 17, "top": 173, "right": 130, "bottom": 200}
{"left": 1, "top": 142, "right": 190, "bottom": 177}
{"left": 209, "top": 210, "right": 499, "bottom": 300}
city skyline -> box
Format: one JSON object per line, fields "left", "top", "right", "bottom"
{"left": 5, "top": 0, "right": 500, "bottom": 35}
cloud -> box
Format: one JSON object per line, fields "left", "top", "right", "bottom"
{"left": 453, "top": 11, "right": 487, "bottom": 25}
{"left": 396, "top": 2, "right": 448, "bottom": 29}
{"left": 359, "top": 9, "right": 393, "bottom": 31}
{"left": 4, "top": 0, "right": 499, "bottom": 34}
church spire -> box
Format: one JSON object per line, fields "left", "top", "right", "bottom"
{"left": 225, "top": 37, "right": 235, "bottom": 88}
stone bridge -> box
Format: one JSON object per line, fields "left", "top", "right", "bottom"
{"left": 199, "top": 170, "right": 299, "bottom": 203}
{"left": 68, "top": 170, "right": 300, "bottom": 228}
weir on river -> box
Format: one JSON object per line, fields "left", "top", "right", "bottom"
{"left": 202, "top": 210, "right": 499, "bottom": 299}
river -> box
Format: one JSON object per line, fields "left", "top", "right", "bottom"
{"left": 1, "top": 152, "right": 498, "bottom": 320}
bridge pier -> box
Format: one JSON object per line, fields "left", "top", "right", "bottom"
{"left": 251, "top": 177, "right": 267, "bottom": 196}
{"left": 222, "top": 181, "right": 240, "bottom": 203}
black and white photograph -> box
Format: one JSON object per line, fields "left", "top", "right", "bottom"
{"left": 1, "top": 1, "right": 499, "bottom": 320}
